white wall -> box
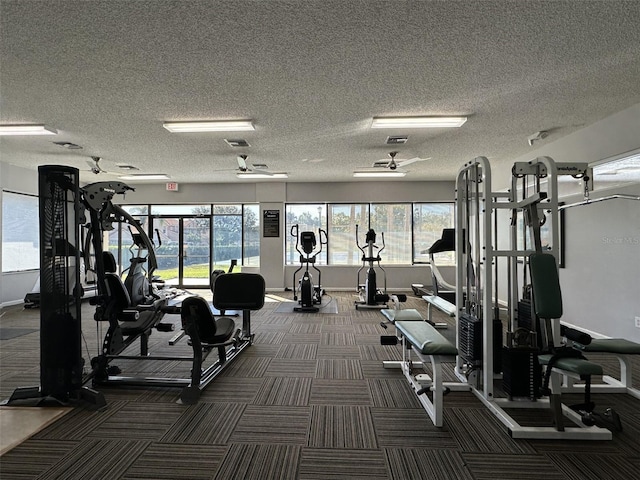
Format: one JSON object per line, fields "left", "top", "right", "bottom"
{"left": 559, "top": 183, "right": 640, "bottom": 341}
{"left": 0, "top": 162, "right": 40, "bottom": 307}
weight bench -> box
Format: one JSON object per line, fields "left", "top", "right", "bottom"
{"left": 394, "top": 320, "right": 459, "bottom": 427}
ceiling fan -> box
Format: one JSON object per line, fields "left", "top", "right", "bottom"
{"left": 86, "top": 156, "right": 112, "bottom": 175}
{"left": 372, "top": 151, "right": 431, "bottom": 170}
{"left": 235, "top": 155, "right": 287, "bottom": 178}
{"left": 85, "top": 156, "right": 139, "bottom": 176}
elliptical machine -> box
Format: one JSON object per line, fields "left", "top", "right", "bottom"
{"left": 122, "top": 226, "right": 156, "bottom": 306}
{"left": 291, "top": 224, "right": 327, "bottom": 312}
{"left": 354, "top": 225, "right": 390, "bottom": 310}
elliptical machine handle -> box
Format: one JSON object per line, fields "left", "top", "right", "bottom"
{"left": 378, "top": 231, "right": 386, "bottom": 255}
{"left": 355, "top": 224, "right": 365, "bottom": 254}
{"left": 291, "top": 224, "right": 302, "bottom": 256}
{"left": 318, "top": 228, "right": 328, "bottom": 251}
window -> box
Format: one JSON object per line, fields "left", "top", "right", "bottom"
{"left": 285, "top": 204, "right": 327, "bottom": 265}
{"left": 413, "top": 203, "right": 455, "bottom": 264}
{"left": 370, "top": 203, "right": 412, "bottom": 264}
{"left": 111, "top": 204, "right": 259, "bottom": 277}
{"left": 285, "top": 202, "right": 455, "bottom": 266}
{"left": 243, "top": 205, "right": 260, "bottom": 267}
{"left": 213, "top": 205, "right": 242, "bottom": 267}
{"left": 2, "top": 191, "right": 39, "bottom": 272}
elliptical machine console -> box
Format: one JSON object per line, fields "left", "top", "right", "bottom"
{"left": 291, "top": 224, "right": 327, "bottom": 312}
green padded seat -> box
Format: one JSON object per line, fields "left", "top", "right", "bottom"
{"left": 538, "top": 354, "right": 603, "bottom": 376}
{"left": 581, "top": 338, "right": 640, "bottom": 355}
{"left": 381, "top": 308, "right": 424, "bottom": 322}
{"left": 395, "top": 320, "right": 457, "bottom": 356}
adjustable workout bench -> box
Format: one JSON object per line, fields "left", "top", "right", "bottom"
{"left": 393, "top": 320, "right": 459, "bottom": 427}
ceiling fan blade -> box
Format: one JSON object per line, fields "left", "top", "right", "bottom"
{"left": 396, "top": 157, "right": 431, "bottom": 167}
{"left": 249, "top": 168, "right": 274, "bottom": 176}
{"left": 372, "top": 160, "right": 391, "bottom": 168}
{"left": 237, "top": 155, "right": 249, "bottom": 171}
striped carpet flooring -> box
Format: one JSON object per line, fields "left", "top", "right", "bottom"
{"left": 1, "top": 291, "right": 640, "bottom": 479}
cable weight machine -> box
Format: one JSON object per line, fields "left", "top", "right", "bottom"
{"left": 455, "top": 156, "right": 613, "bottom": 440}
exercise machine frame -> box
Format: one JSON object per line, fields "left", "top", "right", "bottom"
{"left": 455, "top": 156, "right": 611, "bottom": 440}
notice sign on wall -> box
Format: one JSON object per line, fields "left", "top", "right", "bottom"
{"left": 263, "top": 210, "right": 280, "bottom": 237}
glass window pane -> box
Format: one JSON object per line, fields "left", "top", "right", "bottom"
{"left": 213, "top": 215, "right": 242, "bottom": 267}
{"left": 110, "top": 216, "right": 149, "bottom": 274}
{"left": 2, "top": 191, "right": 39, "bottom": 272}
{"left": 214, "top": 205, "right": 242, "bottom": 215}
{"left": 370, "top": 204, "right": 412, "bottom": 264}
{"left": 183, "top": 217, "right": 211, "bottom": 285}
{"left": 328, "top": 204, "right": 368, "bottom": 265}
{"left": 285, "top": 204, "right": 327, "bottom": 265}
{"left": 151, "top": 205, "right": 211, "bottom": 215}
{"left": 243, "top": 205, "right": 260, "bottom": 267}
{"left": 413, "top": 203, "right": 455, "bottom": 264}
{"left": 153, "top": 217, "right": 180, "bottom": 282}
{"left": 120, "top": 205, "right": 148, "bottom": 215}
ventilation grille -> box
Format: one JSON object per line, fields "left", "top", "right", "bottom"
{"left": 225, "top": 139, "right": 251, "bottom": 147}
{"left": 386, "top": 136, "right": 408, "bottom": 145}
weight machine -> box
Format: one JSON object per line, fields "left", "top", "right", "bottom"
{"left": 455, "top": 156, "right": 613, "bottom": 440}
{"left": 6, "top": 165, "right": 262, "bottom": 406}
{"left": 290, "top": 224, "right": 327, "bottom": 312}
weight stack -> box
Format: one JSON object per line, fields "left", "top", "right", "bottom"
{"left": 517, "top": 299, "right": 534, "bottom": 331}
{"left": 502, "top": 346, "right": 540, "bottom": 400}
{"left": 459, "top": 313, "right": 482, "bottom": 366}
{"left": 458, "top": 314, "right": 504, "bottom": 372}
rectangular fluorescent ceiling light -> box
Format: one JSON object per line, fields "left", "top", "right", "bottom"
{"left": 163, "top": 120, "right": 254, "bottom": 132}
{"left": 236, "top": 172, "right": 288, "bottom": 179}
{"left": 119, "top": 174, "right": 170, "bottom": 180}
{"left": 353, "top": 170, "right": 407, "bottom": 178}
{"left": 371, "top": 116, "right": 467, "bottom": 128}
{"left": 0, "top": 124, "right": 57, "bottom": 135}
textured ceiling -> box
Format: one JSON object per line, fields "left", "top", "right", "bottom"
{"left": 1, "top": 0, "right": 640, "bottom": 185}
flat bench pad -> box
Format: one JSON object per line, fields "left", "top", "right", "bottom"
{"left": 581, "top": 338, "right": 640, "bottom": 355}
{"left": 538, "top": 354, "right": 603, "bottom": 376}
{"left": 395, "top": 320, "right": 458, "bottom": 356}
{"left": 422, "top": 295, "right": 456, "bottom": 316}
{"left": 381, "top": 308, "right": 424, "bottom": 322}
